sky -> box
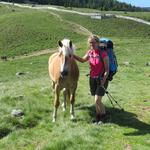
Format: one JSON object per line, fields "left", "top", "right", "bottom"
{"left": 118, "top": 0, "right": 150, "bottom": 7}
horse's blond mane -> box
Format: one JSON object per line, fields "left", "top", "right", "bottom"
{"left": 59, "top": 38, "right": 75, "bottom": 56}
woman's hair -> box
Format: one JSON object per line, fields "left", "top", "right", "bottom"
{"left": 88, "top": 35, "right": 100, "bottom": 43}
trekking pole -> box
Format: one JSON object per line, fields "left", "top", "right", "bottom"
{"left": 105, "top": 91, "right": 115, "bottom": 108}
{"left": 104, "top": 88, "right": 124, "bottom": 111}
{"left": 107, "top": 91, "right": 124, "bottom": 110}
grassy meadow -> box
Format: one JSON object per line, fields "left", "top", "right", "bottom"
{"left": 0, "top": 4, "right": 86, "bottom": 57}
{"left": 0, "top": 3, "right": 150, "bottom": 150}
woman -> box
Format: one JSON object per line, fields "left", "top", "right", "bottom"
{"left": 74, "top": 35, "right": 109, "bottom": 124}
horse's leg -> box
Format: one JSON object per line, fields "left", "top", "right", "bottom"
{"left": 51, "top": 81, "right": 55, "bottom": 93}
{"left": 69, "top": 86, "right": 76, "bottom": 120}
{"left": 70, "top": 93, "right": 75, "bottom": 120}
{"left": 52, "top": 84, "right": 60, "bottom": 122}
{"left": 62, "top": 88, "right": 67, "bottom": 111}
{"left": 52, "top": 81, "right": 55, "bottom": 89}
{"left": 62, "top": 88, "right": 70, "bottom": 111}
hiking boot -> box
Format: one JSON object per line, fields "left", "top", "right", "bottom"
{"left": 97, "top": 120, "right": 103, "bottom": 125}
{"left": 91, "top": 118, "right": 98, "bottom": 124}
{"left": 92, "top": 113, "right": 108, "bottom": 125}
{"left": 91, "top": 119, "right": 103, "bottom": 125}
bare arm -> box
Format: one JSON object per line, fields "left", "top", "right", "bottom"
{"left": 73, "top": 54, "right": 88, "bottom": 63}
{"left": 101, "top": 56, "right": 109, "bottom": 86}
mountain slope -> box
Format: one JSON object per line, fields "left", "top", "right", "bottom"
{"left": 0, "top": 4, "right": 86, "bottom": 57}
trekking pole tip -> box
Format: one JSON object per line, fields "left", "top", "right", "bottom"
{"left": 86, "top": 74, "right": 90, "bottom": 77}
{"left": 105, "top": 90, "right": 108, "bottom": 94}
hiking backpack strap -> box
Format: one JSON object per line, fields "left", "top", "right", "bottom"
{"left": 98, "top": 47, "right": 105, "bottom": 78}
{"left": 99, "top": 47, "right": 112, "bottom": 81}
{"left": 99, "top": 49, "right": 104, "bottom": 64}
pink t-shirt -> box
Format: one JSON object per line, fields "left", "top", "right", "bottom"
{"left": 87, "top": 49, "right": 107, "bottom": 78}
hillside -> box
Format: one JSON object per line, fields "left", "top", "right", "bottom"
{"left": 0, "top": 3, "right": 150, "bottom": 150}
{"left": 0, "top": 3, "right": 150, "bottom": 57}
{"left": 55, "top": 11, "right": 150, "bottom": 37}
{"left": 0, "top": 4, "right": 86, "bottom": 57}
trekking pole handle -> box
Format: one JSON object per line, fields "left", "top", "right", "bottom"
{"left": 102, "top": 86, "right": 108, "bottom": 94}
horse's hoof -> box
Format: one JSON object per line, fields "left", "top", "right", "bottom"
{"left": 61, "top": 102, "right": 64, "bottom": 107}
{"left": 63, "top": 108, "right": 66, "bottom": 112}
{"left": 52, "top": 118, "right": 56, "bottom": 123}
{"left": 70, "top": 115, "right": 76, "bottom": 121}
{"left": 62, "top": 103, "right": 66, "bottom": 111}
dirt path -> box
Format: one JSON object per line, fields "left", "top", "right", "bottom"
{"left": 7, "top": 49, "right": 57, "bottom": 61}
{"left": 48, "top": 11, "right": 92, "bottom": 36}
{"left": 116, "top": 15, "right": 150, "bottom": 26}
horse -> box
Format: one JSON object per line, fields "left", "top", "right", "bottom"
{"left": 48, "top": 39, "right": 79, "bottom": 122}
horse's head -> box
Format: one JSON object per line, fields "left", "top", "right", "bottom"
{"left": 58, "top": 39, "right": 75, "bottom": 77}
{"left": 58, "top": 38, "right": 75, "bottom": 57}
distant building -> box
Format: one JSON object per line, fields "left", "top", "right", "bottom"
{"left": 91, "top": 14, "right": 116, "bottom": 20}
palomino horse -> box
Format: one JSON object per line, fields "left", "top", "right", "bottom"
{"left": 48, "top": 39, "right": 79, "bottom": 122}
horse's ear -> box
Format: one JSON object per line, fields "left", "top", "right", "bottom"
{"left": 69, "top": 40, "right": 72, "bottom": 48}
{"left": 58, "top": 40, "right": 63, "bottom": 47}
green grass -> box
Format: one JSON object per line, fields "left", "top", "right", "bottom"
{"left": 0, "top": 4, "right": 86, "bottom": 57}
{"left": 1, "top": 4, "right": 150, "bottom": 57}
{"left": 0, "top": 3, "right": 150, "bottom": 150}
{"left": 0, "top": 38, "right": 150, "bottom": 149}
